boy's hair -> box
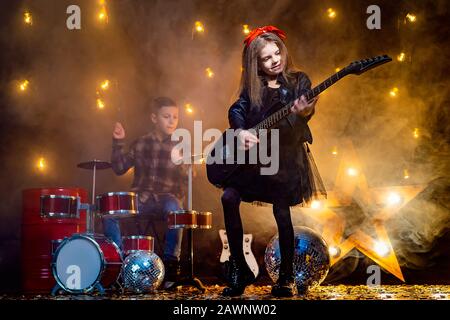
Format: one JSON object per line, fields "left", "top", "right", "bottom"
{"left": 150, "top": 96, "right": 177, "bottom": 113}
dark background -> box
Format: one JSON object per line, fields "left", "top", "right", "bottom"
{"left": 0, "top": 0, "right": 449, "bottom": 292}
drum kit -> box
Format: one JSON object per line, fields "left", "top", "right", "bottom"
{"left": 30, "top": 156, "right": 211, "bottom": 295}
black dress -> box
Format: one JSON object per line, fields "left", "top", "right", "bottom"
{"left": 225, "top": 72, "right": 327, "bottom": 206}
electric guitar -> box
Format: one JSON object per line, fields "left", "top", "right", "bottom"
{"left": 219, "top": 229, "right": 259, "bottom": 279}
{"left": 206, "top": 55, "right": 392, "bottom": 187}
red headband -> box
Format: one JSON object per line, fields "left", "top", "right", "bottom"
{"left": 244, "top": 25, "right": 287, "bottom": 47}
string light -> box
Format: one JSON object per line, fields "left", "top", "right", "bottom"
{"left": 374, "top": 241, "right": 390, "bottom": 257}
{"left": 331, "top": 146, "right": 338, "bottom": 156}
{"left": 335, "top": 67, "right": 340, "bottom": 72}
{"left": 96, "top": 98, "right": 105, "bottom": 109}
{"left": 403, "top": 169, "right": 410, "bottom": 180}
{"left": 194, "top": 21, "right": 205, "bottom": 33}
{"left": 205, "top": 67, "right": 214, "bottom": 78}
{"left": 100, "top": 80, "right": 110, "bottom": 90}
{"left": 346, "top": 167, "right": 358, "bottom": 177}
{"left": 406, "top": 13, "right": 417, "bottom": 23}
{"left": 185, "top": 103, "right": 194, "bottom": 114}
{"left": 389, "top": 87, "right": 399, "bottom": 97}
{"left": 18, "top": 80, "right": 30, "bottom": 92}
{"left": 413, "top": 128, "right": 419, "bottom": 139}
{"left": 98, "top": 6, "right": 108, "bottom": 23}
{"left": 327, "top": 8, "right": 337, "bottom": 19}
{"left": 24, "top": 11, "right": 33, "bottom": 26}
{"left": 36, "top": 157, "right": 46, "bottom": 171}
{"left": 242, "top": 24, "right": 250, "bottom": 35}
{"left": 397, "top": 52, "right": 406, "bottom": 62}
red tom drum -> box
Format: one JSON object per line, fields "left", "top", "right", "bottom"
{"left": 167, "top": 210, "right": 198, "bottom": 229}
{"left": 197, "top": 211, "right": 213, "bottom": 229}
{"left": 96, "top": 192, "right": 139, "bottom": 218}
{"left": 122, "top": 235, "right": 154, "bottom": 256}
{"left": 40, "top": 195, "right": 79, "bottom": 219}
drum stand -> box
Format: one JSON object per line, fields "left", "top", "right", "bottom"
{"left": 171, "top": 162, "right": 206, "bottom": 293}
{"left": 77, "top": 159, "right": 112, "bottom": 234}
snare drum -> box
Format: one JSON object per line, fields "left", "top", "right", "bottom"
{"left": 40, "top": 195, "right": 79, "bottom": 219}
{"left": 197, "top": 211, "right": 212, "bottom": 229}
{"left": 52, "top": 234, "right": 122, "bottom": 293}
{"left": 167, "top": 210, "right": 198, "bottom": 229}
{"left": 96, "top": 192, "right": 139, "bottom": 218}
{"left": 122, "top": 235, "right": 154, "bottom": 256}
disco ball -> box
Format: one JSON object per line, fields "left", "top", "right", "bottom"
{"left": 265, "top": 226, "right": 330, "bottom": 294}
{"left": 121, "top": 251, "right": 165, "bottom": 293}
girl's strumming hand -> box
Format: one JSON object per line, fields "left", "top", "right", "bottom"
{"left": 291, "top": 95, "right": 318, "bottom": 117}
{"left": 238, "top": 130, "right": 259, "bottom": 150}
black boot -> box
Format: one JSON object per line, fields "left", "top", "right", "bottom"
{"left": 222, "top": 256, "right": 256, "bottom": 296}
{"left": 271, "top": 271, "right": 295, "bottom": 297}
{"left": 163, "top": 260, "right": 181, "bottom": 290}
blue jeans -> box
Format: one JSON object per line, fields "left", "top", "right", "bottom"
{"left": 102, "top": 193, "right": 183, "bottom": 262}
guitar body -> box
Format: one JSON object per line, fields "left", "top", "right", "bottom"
{"left": 206, "top": 131, "right": 239, "bottom": 188}
{"left": 219, "top": 229, "right": 259, "bottom": 279}
{"left": 206, "top": 130, "right": 258, "bottom": 188}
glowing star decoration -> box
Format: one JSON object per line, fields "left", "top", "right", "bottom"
{"left": 36, "top": 157, "right": 46, "bottom": 171}
{"left": 389, "top": 87, "right": 399, "bottom": 97}
{"left": 185, "top": 103, "right": 194, "bottom": 114}
{"left": 19, "top": 80, "right": 29, "bottom": 92}
{"left": 346, "top": 167, "right": 358, "bottom": 177}
{"left": 243, "top": 24, "right": 250, "bottom": 35}
{"left": 100, "top": 80, "right": 110, "bottom": 90}
{"left": 205, "top": 68, "right": 214, "bottom": 78}
{"left": 96, "top": 98, "right": 105, "bottom": 109}
{"left": 24, "top": 11, "right": 33, "bottom": 25}
{"left": 310, "top": 200, "right": 323, "bottom": 210}
{"left": 397, "top": 52, "right": 406, "bottom": 62}
{"left": 295, "top": 140, "right": 426, "bottom": 282}
{"left": 406, "top": 13, "right": 417, "bottom": 23}
{"left": 327, "top": 8, "right": 337, "bottom": 19}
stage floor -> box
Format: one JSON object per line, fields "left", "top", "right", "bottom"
{"left": 1, "top": 285, "right": 449, "bottom": 300}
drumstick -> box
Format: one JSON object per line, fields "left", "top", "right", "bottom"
{"left": 114, "top": 80, "right": 123, "bottom": 122}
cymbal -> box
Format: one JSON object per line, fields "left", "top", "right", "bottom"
{"left": 77, "top": 160, "right": 111, "bottom": 170}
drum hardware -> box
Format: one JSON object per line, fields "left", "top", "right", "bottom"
{"left": 77, "top": 159, "right": 112, "bottom": 233}
{"left": 167, "top": 154, "right": 210, "bottom": 293}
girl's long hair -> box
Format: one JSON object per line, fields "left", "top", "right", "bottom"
{"left": 238, "top": 33, "right": 298, "bottom": 110}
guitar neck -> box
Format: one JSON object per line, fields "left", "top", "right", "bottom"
{"left": 253, "top": 69, "right": 347, "bottom": 130}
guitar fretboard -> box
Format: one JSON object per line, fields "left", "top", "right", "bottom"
{"left": 253, "top": 69, "right": 346, "bottom": 130}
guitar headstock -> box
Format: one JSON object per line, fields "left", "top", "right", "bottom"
{"left": 344, "top": 55, "right": 392, "bottom": 75}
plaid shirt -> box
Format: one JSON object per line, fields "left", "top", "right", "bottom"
{"left": 111, "top": 131, "right": 187, "bottom": 204}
